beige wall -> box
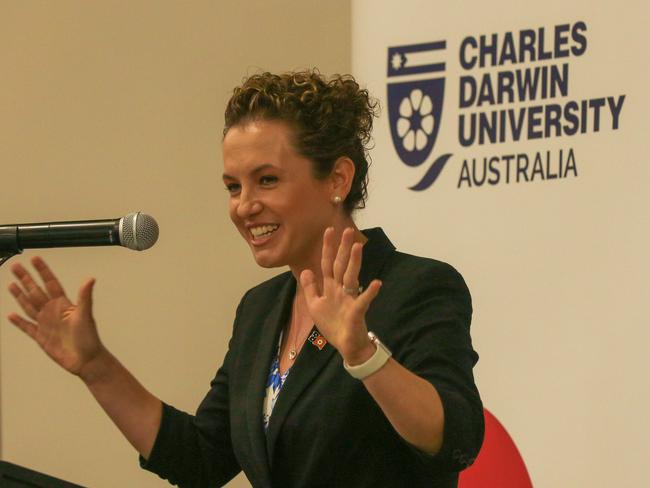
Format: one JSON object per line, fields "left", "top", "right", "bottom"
{"left": 0, "top": 2, "right": 350, "bottom": 487}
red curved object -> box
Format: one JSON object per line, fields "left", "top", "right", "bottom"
{"left": 459, "top": 408, "right": 533, "bottom": 488}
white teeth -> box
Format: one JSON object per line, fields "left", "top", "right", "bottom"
{"left": 250, "top": 224, "right": 279, "bottom": 238}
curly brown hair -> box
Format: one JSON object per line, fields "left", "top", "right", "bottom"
{"left": 223, "top": 69, "right": 379, "bottom": 213}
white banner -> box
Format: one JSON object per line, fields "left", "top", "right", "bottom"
{"left": 353, "top": 1, "right": 649, "bottom": 486}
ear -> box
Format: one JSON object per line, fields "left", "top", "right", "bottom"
{"left": 329, "top": 156, "right": 355, "bottom": 201}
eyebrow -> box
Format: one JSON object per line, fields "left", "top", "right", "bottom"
{"left": 222, "top": 163, "right": 279, "bottom": 180}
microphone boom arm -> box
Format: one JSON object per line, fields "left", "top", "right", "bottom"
{"left": 0, "top": 226, "right": 21, "bottom": 267}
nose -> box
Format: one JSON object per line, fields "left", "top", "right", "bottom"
{"left": 235, "top": 189, "right": 262, "bottom": 219}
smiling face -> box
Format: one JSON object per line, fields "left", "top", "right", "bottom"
{"left": 222, "top": 119, "right": 340, "bottom": 270}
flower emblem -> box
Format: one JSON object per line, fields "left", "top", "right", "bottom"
{"left": 396, "top": 89, "right": 435, "bottom": 152}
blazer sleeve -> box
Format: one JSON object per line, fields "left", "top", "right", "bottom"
{"left": 383, "top": 258, "right": 484, "bottom": 474}
{"left": 138, "top": 294, "right": 249, "bottom": 487}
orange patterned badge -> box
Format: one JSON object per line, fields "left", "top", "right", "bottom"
{"left": 308, "top": 330, "right": 327, "bottom": 350}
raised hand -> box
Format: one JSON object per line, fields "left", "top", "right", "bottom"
{"left": 300, "top": 227, "right": 382, "bottom": 363}
{"left": 7, "top": 256, "right": 104, "bottom": 377}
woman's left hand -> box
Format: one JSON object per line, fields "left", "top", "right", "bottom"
{"left": 300, "top": 227, "right": 382, "bottom": 364}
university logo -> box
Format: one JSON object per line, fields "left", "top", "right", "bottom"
{"left": 387, "top": 41, "right": 452, "bottom": 190}
{"left": 386, "top": 23, "right": 625, "bottom": 191}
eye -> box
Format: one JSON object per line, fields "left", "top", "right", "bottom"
{"left": 224, "top": 183, "right": 240, "bottom": 195}
{"left": 260, "top": 175, "right": 278, "bottom": 186}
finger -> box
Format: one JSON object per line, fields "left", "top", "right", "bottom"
{"left": 11, "top": 262, "right": 49, "bottom": 307}
{"left": 7, "top": 313, "right": 39, "bottom": 341}
{"left": 342, "top": 242, "right": 364, "bottom": 291}
{"left": 353, "top": 279, "right": 382, "bottom": 314}
{"left": 333, "top": 228, "right": 355, "bottom": 283}
{"left": 77, "top": 278, "right": 96, "bottom": 318}
{"left": 320, "top": 227, "right": 336, "bottom": 279}
{"left": 8, "top": 282, "right": 40, "bottom": 320}
{"left": 31, "top": 256, "right": 67, "bottom": 298}
{"left": 300, "top": 269, "right": 321, "bottom": 304}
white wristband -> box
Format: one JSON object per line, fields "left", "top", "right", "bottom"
{"left": 343, "top": 332, "right": 392, "bottom": 380}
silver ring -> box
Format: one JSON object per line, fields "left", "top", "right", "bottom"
{"left": 342, "top": 285, "right": 363, "bottom": 296}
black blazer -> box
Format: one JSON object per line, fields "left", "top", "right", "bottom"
{"left": 142, "top": 228, "right": 484, "bottom": 487}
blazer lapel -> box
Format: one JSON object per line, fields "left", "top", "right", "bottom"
{"left": 255, "top": 228, "right": 396, "bottom": 471}
{"left": 264, "top": 329, "right": 337, "bottom": 464}
{"left": 245, "top": 275, "right": 294, "bottom": 487}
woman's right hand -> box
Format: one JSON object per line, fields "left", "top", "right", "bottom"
{"left": 7, "top": 256, "right": 105, "bottom": 379}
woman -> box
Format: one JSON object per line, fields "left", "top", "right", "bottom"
{"left": 7, "top": 70, "right": 483, "bottom": 487}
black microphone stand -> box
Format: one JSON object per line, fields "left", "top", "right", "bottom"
{"left": 0, "top": 250, "right": 20, "bottom": 267}
{"left": 0, "top": 225, "right": 21, "bottom": 267}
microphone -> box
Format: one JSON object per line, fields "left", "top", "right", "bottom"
{"left": 0, "top": 212, "right": 159, "bottom": 252}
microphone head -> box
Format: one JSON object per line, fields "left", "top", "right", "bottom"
{"left": 119, "top": 212, "right": 159, "bottom": 251}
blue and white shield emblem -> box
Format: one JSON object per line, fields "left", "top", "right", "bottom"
{"left": 387, "top": 41, "right": 452, "bottom": 190}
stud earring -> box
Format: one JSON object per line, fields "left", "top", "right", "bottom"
{"left": 333, "top": 195, "right": 342, "bottom": 204}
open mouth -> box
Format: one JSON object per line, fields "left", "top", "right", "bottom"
{"left": 249, "top": 224, "right": 280, "bottom": 240}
